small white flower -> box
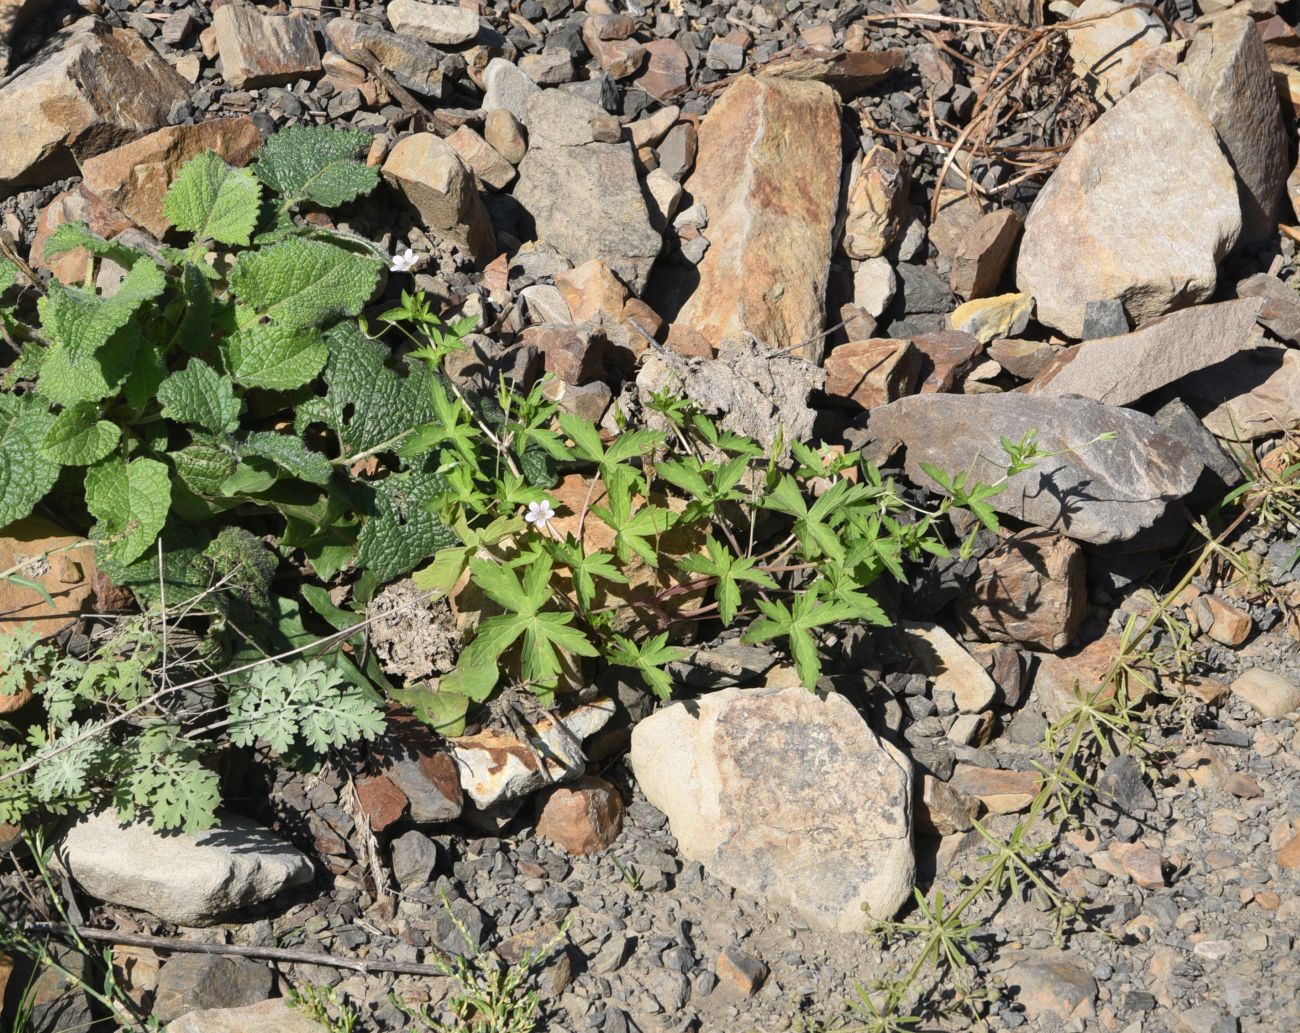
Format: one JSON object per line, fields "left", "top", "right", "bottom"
{"left": 525, "top": 499, "right": 556, "bottom": 531}
{"left": 389, "top": 247, "right": 419, "bottom": 273}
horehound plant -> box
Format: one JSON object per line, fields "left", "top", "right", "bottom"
{"left": 824, "top": 487, "right": 1278, "bottom": 1032}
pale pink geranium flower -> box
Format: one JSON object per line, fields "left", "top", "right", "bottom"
{"left": 390, "top": 247, "right": 419, "bottom": 273}
{"left": 525, "top": 499, "right": 556, "bottom": 532}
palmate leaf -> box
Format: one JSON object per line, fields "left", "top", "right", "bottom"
{"left": 39, "top": 401, "right": 120, "bottom": 466}
{"left": 677, "top": 537, "right": 777, "bottom": 626}
{"left": 221, "top": 322, "right": 328, "bottom": 390}
{"left": 163, "top": 150, "right": 261, "bottom": 245}
{"left": 39, "top": 259, "right": 166, "bottom": 361}
{"left": 158, "top": 359, "right": 242, "bottom": 434}
{"left": 0, "top": 393, "right": 58, "bottom": 529}
{"left": 253, "top": 125, "right": 380, "bottom": 208}
{"left": 85, "top": 456, "right": 172, "bottom": 566}
{"left": 227, "top": 238, "right": 381, "bottom": 329}
{"left": 607, "top": 632, "right": 684, "bottom": 700}
{"left": 744, "top": 589, "right": 879, "bottom": 689}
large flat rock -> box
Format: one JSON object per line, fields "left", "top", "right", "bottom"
{"left": 1015, "top": 74, "right": 1241, "bottom": 338}
{"left": 675, "top": 75, "right": 842, "bottom": 362}
{"left": 630, "top": 686, "right": 914, "bottom": 932}
{"left": 864, "top": 393, "right": 1205, "bottom": 546}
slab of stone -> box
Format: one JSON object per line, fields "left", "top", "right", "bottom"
{"left": 949, "top": 208, "right": 1022, "bottom": 300}
{"left": 152, "top": 955, "right": 273, "bottom": 1026}
{"left": 165, "top": 998, "right": 328, "bottom": 1033}
{"left": 387, "top": 0, "right": 479, "bottom": 46}
{"left": 1176, "top": 347, "right": 1300, "bottom": 440}
{"left": 323, "top": 18, "right": 446, "bottom": 97}
{"left": 949, "top": 292, "right": 1032, "bottom": 343}
{"left": 911, "top": 330, "right": 983, "bottom": 392}
{"left": 630, "top": 686, "right": 914, "bottom": 931}
{"left": 1025, "top": 298, "right": 1265, "bottom": 406}
{"left": 1231, "top": 668, "right": 1300, "bottom": 718}
{"left": 1234, "top": 272, "right": 1300, "bottom": 345}
{"left": 214, "top": 5, "right": 320, "bottom": 89}
{"left": 0, "top": 18, "right": 188, "bottom": 190}
{"left": 675, "top": 75, "right": 842, "bottom": 362}
{"left": 901, "top": 620, "right": 998, "bottom": 712}
{"left": 382, "top": 132, "right": 496, "bottom": 265}
{"left": 1067, "top": 0, "right": 1167, "bottom": 104}
{"left": 1180, "top": 13, "right": 1289, "bottom": 244}
{"left": 446, "top": 125, "right": 515, "bottom": 191}
{"left": 823, "top": 338, "right": 920, "bottom": 409}
{"left": 481, "top": 57, "right": 540, "bottom": 122}
{"left": 1005, "top": 950, "right": 1098, "bottom": 1022}
{"left": 864, "top": 393, "right": 1204, "bottom": 545}
{"left": 1016, "top": 73, "right": 1241, "bottom": 338}
{"left": 61, "top": 812, "right": 313, "bottom": 926}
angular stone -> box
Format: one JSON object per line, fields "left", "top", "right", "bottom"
{"left": 1231, "top": 668, "right": 1300, "bottom": 718}
{"left": 630, "top": 686, "right": 914, "bottom": 930}
{"left": 954, "top": 530, "right": 1086, "bottom": 651}
{"left": 1082, "top": 298, "right": 1129, "bottom": 339}
{"left": 0, "top": 19, "right": 187, "bottom": 190}
{"left": 1180, "top": 13, "right": 1289, "bottom": 244}
{"left": 864, "top": 393, "right": 1204, "bottom": 545}
{"left": 514, "top": 139, "right": 660, "bottom": 292}
{"left": 1007, "top": 950, "right": 1098, "bottom": 1022}
{"left": 521, "top": 323, "right": 606, "bottom": 385}
{"left": 535, "top": 775, "right": 624, "bottom": 855}
{"left": 1025, "top": 298, "right": 1264, "bottom": 407}
{"left": 446, "top": 125, "right": 515, "bottom": 191}
{"left": 323, "top": 18, "right": 446, "bottom": 97}
{"left": 152, "top": 955, "right": 273, "bottom": 1026}
{"left": 843, "top": 145, "right": 909, "bottom": 260}
{"left": 390, "top": 829, "right": 438, "bottom": 889}
{"left": 824, "top": 338, "right": 920, "bottom": 409}
{"left": 586, "top": 35, "right": 645, "bottom": 79}
{"left": 1067, "top": 0, "right": 1167, "bottom": 104}
{"left": 949, "top": 764, "right": 1038, "bottom": 814}
{"left": 214, "top": 6, "right": 319, "bottom": 89}
{"left": 1016, "top": 74, "right": 1241, "bottom": 338}
{"left": 853, "top": 257, "right": 896, "bottom": 318}
{"left": 387, "top": 0, "right": 479, "bottom": 46}
{"left": 1278, "top": 829, "right": 1300, "bottom": 869}
{"left": 524, "top": 88, "right": 610, "bottom": 148}
{"left": 0, "top": 518, "right": 98, "bottom": 650}
{"left": 645, "top": 167, "right": 684, "bottom": 226}
{"left": 482, "top": 57, "right": 539, "bottom": 122}
{"left": 657, "top": 120, "right": 697, "bottom": 181}
{"left": 382, "top": 132, "right": 496, "bottom": 265}
{"left": 676, "top": 76, "right": 842, "bottom": 362}
{"left": 166, "top": 998, "right": 330, "bottom": 1033}
{"left": 1032, "top": 633, "right": 1148, "bottom": 722}
{"left": 1202, "top": 594, "right": 1251, "bottom": 645}
{"left": 1109, "top": 841, "right": 1167, "bottom": 889}
{"left": 80, "top": 118, "right": 261, "bottom": 238}
{"left": 484, "top": 108, "right": 527, "bottom": 165}
{"left": 520, "top": 49, "right": 574, "bottom": 85}
{"left": 1178, "top": 346, "right": 1300, "bottom": 441}
{"left": 987, "top": 338, "right": 1060, "bottom": 380}
{"left": 715, "top": 947, "right": 768, "bottom": 997}
{"left": 636, "top": 38, "right": 689, "bottom": 101}
{"left": 910, "top": 329, "right": 982, "bottom": 393}
{"left": 949, "top": 208, "right": 1022, "bottom": 300}
{"left": 917, "top": 774, "right": 979, "bottom": 836}
{"left": 0, "top": 0, "right": 49, "bottom": 73}
{"left": 949, "top": 291, "right": 1032, "bottom": 343}
{"left": 371, "top": 708, "right": 463, "bottom": 824}
{"left": 354, "top": 775, "right": 408, "bottom": 832}
{"left": 901, "top": 620, "right": 998, "bottom": 713}
{"left": 61, "top": 812, "right": 312, "bottom": 926}
{"left": 1235, "top": 272, "right": 1300, "bottom": 345}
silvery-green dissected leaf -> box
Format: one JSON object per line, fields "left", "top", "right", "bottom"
{"left": 158, "top": 360, "right": 242, "bottom": 434}
{"left": 220, "top": 322, "right": 327, "bottom": 390}
{"left": 0, "top": 394, "right": 58, "bottom": 529}
{"left": 39, "top": 402, "right": 120, "bottom": 466}
{"left": 163, "top": 150, "right": 261, "bottom": 245}
{"left": 85, "top": 456, "right": 172, "bottom": 566}
{"left": 254, "top": 125, "right": 380, "bottom": 208}
{"left": 40, "top": 260, "right": 165, "bottom": 360}
{"left": 227, "top": 238, "right": 380, "bottom": 329}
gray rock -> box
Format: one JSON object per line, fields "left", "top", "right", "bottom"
{"left": 1005, "top": 950, "right": 1097, "bottom": 1022}
{"left": 387, "top": 0, "right": 479, "bottom": 46}
{"left": 431, "top": 896, "right": 488, "bottom": 956}
{"left": 324, "top": 19, "right": 446, "bottom": 97}
{"left": 864, "top": 393, "right": 1204, "bottom": 546}
{"left": 152, "top": 955, "right": 274, "bottom": 1025}
{"left": 391, "top": 829, "right": 439, "bottom": 890}
{"left": 1154, "top": 399, "right": 1243, "bottom": 494}
{"left": 60, "top": 811, "right": 313, "bottom": 926}
{"left": 1097, "top": 754, "right": 1155, "bottom": 816}
{"left": 482, "top": 57, "right": 540, "bottom": 122}
{"left": 514, "top": 139, "right": 661, "bottom": 292}
{"left": 1180, "top": 14, "right": 1289, "bottom": 245}
{"left": 165, "top": 998, "right": 328, "bottom": 1032}
{"left": 1025, "top": 298, "right": 1265, "bottom": 406}
{"left": 1175, "top": 346, "right": 1300, "bottom": 441}
{"left": 1234, "top": 272, "right": 1300, "bottom": 345}
{"left": 1016, "top": 74, "right": 1241, "bottom": 337}
{"left": 629, "top": 686, "right": 914, "bottom": 931}
{"left": 1081, "top": 298, "right": 1128, "bottom": 339}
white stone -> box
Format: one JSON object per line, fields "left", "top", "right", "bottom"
{"left": 387, "top": 0, "right": 480, "bottom": 46}
{"left": 1067, "top": 0, "right": 1167, "bottom": 105}
{"left": 853, "top": 256, "right": 897, "bottom": 318}
{"left": 901, "top": 620, "right": 998, "bottom": 713}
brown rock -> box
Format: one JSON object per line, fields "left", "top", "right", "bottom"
{"left": 543, "top": 377, "right": 612, "bottom": 424}
{"left": 79, "top": 118, "right": 262, "bottom": 238}
{"left": 1007, "top": 950, "right": 1097, "bottom": 1022}
{"left": 901, "top": 620, "right": 998, "bottom": 713}
{"left": 586, "top": 35, "right": 645, "bottom": 79}
{"left": 1182, "top": 675, "right": 1230, "bottom": 705}
{"left": 1108, "top": 841, "right": 1166, "bottom": 889}
{"left": 1277, "top": 829, "right": 1300, "bottom": 869}
{"left": 1231, "top": 667, "right": 1300, "bottom": 718}
{"left": 1032, "top": 634, "right": 1145, "bottom": 722}
{"left": 323, "top": 18, "right": 445, "bottom": 98}
{"left": 371, "top": 708, "right": 464, "bottom": 823}
{"left": 382, "top": 132, "right": 496, "bottom": 265}
{"left": 949, "top": 208, "right": 1022, "bottom": 299}
{"left": 30, "top": 188, "right": 134, "bottom": 283}
{"left": 1202, "top": 594, "right": 1252, "bottom": 646}
{"left": 213, "top": 6, "right": 320, "bottom": 89}
{"left": 969, "top": 641, "right": 1025, "bottom": 707}
{"left": 535, "top": 776, "right": 624, "bottom": 855}
{"left": 759, "top": 47, "right": 906, "bottom": 97}
{"left": 521, "top": 324, "right": 606, "bottom": 386}
{"left": 843, "top": 145, "right": 909, "bottom": 260}
{"left": 917, "top": 774, "right": 978, "bottom": 836}
{"left": 955, "top": 530, "right": 1086, "bottom": 651}
{"left": 665, "top": 322, "right": 713, "bottom": 358}
{"left": 447, "top": 125, "right": 516, "bottom": 191}
{"left": 987, "top": 337, "right": 1062, "bottom": 380}
{"left": 520, "top": 50, "right": 574, "bottom": 86}
{"left": 676, "top": 76, "right": 841, "bottom": 362}
{"left": 496, "top": 923, "right": 572, "bottom": 996}
{"left": 0, "top": 518, "right": 98, "bottom": 644}
{"left": 554, "top": 258, "right": 660, "bottom": 355}
{"left": 823, "top": 338, "right": 920, "bottom": 408}
{"left": 657, "top": 120, "right": 697, "bottom": 181}
{"left": 929, "top": 187, "right": 982, "bottom": 263}
{"left": 354, "top": 775, "right": 408, "bottom": 832}
{"left": 910, "top": 329, "right": 982, "bottom": 393}
{"left": 1223, "top": 772, "right": 1262, "bottom": 799}
{"left": 948, "top": 764, "right": 1038, "bottom": 814}
{"left": 637, "top": 38, "right": 689, "bottom": 100}
{"left": 715, "top": 946, "right": 768, "bottom": 997}
{"left": 484, "top": 108, "right": 527, "bottom": 165}
{"left": 0, "top": 18, "right": 188, "bottom": 190}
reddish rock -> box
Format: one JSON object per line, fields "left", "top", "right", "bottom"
{"left": 955, "top": 530, "right": 1086, "bottom": 651}
{"left": 637, "top": 39, "right": 689, "bottom": 101}
{"left": 213, "top": 6, "right": 320, "bottom": 89}
{"left": 1201, "top": 594, "right": 1252, "bottom": 646}
{"left": 30, "top": 188, "right": 134, "bottom": 284}
{"left": 676, "top": 75, "right": 842, "bottom": 362}
{"left": 715, "top": 946, "right": 767, "bottom": 997}
{"left": 535, "top": 776, "right": 624, "bottom": 855}
{"left": 372, "top": 707, "right": 464, "bottom": 824}
{"left": 80, "top": 118, "right": 262, "bottom": 238}
{"left": 949, "top": 764, "right": 1038, "bottom": 814}
{"left": 910, "top": 330, "right": 983, "bottom": 393}
{"left": 484, "top": 108, "right": 527, "bottom": 165}
{"left": 0, "top": 518, "right": 98, "bottom": 657}
{"left": 823, "top": 338, "right": 920, "bottom": 408}
{"left": 354, "top": 775, "right": 408, "bottom": 832}
{"left": 917, "top": 774, "right": 978, "bottom": 836}
{"left": 1032, "top": 634, "right": 1147, "bottom": 722}
{"left": 1109, "top": 841, "right": 1166, "bottom": 889}
{"left": 496, "top": 923, "right": 572, "bottom": 996}
{"left": 554, "top": 258, "right": 661, "bottom": 355}
{"left": 447, "top": 125, "right": 516, "bottom": 191}
{"left": 521, "top": 323, "right": 606, "bottom": 385}
{"left": 586, "top": 36, "right": 645, "bottom": 79}
{"left": 1277, "top": 828, "right": 1300, "bottom": 869}
{"left": 665, "top": 322, "right": 713, "bottom": 358}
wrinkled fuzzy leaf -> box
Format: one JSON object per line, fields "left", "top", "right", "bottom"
{"left": 94, "top": 527, "right": 213, "bottom": 610}
{"left": 0, "top": 394, "right": 58, "bottom": 529}
{"left": 0, "top": 258, "right": 17, "bottom": 295}
{"left": 43, "top": 221, "right": 149, "bottom": 268}
{"left": 240, "top": 431, "right": 332, "bottom": 485}
{"left": 37, "top": 328, "right": 141, "bottom": 407}
{"left": 85, "top": 456, "right": 172, "bottom": 566}
{"left": 158, "top": 359, "right": 242, "bottom": 434}
{"left": 40, "top": 260, "right": 166, "bottom": 360}
{"left": 172, "top": 436, "right": 240, "bottom": 497}
{"left": 39, "top": 402, "right": 120, "bottom": 466}
{"left": 253, "top": 125, "right": 380, "bottom": 208}
{"left": 177, "top": 262, "right": 215, "bottom": 354}
{"left": 221, "top": 322, "right": 328, "bottom": 390}
{"left": 227, "top": 238, "right": 381, "bottom": 329}
{"left": 355, "top": 470, "right": 458, "bottom": 583}
{"left": 163, "top": 149, "right": 261, "bottom": 245}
